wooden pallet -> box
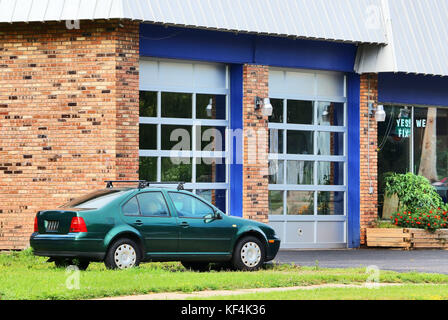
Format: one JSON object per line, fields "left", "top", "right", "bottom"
{"left": 366, "top": 228, "right": 448, "bottom": 250}
{"left": 410, "top": 229, "right": 448, "bottom": 249}
{"left": 366, "top": 228, "right": 411, "bottom": 249}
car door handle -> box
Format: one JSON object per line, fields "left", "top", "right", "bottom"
{"left": 180, "top": 221, "right": 190, "bottom": 228}
{"left": 134, "top": 220, "right": 143, "bottom": 226}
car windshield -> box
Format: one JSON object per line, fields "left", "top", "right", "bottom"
{"left": 61, "top": 189, "right": 127, "bottom": 209}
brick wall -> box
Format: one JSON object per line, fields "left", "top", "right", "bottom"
{"left": 242, "top": 64, "right": 269, "bottom": 223}
{"left": 0, "top": 20, "right": 139, "bottom": 249}
{"left": 359, "top": 73, "right": 379, "bottom": 244}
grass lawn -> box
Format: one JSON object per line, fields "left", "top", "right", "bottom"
{"left": 196, "top": 284, "right": 448, "bottom": 300}
{"left": 2, "top": 249, "right": 448, "bottom": 300}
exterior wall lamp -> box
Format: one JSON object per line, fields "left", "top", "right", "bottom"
{"left": 368, "top": 103, "right": 386, "bottom": 122}
{"left": 206, "top": 98, "right": 213, "bottom": 117}
{"left": 255, "top": 96, "right": 273, "bottom": 117}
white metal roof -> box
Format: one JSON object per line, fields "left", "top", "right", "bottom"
{"left": 355, "top": 0, "right": 448, "bottom": 77}
{"left": 0, "top": 0, "right": 387, "bottom": 44}
{"left": 1, "top": 0, "right": 448, "bottom": 77}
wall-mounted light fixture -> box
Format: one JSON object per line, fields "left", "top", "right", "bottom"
{"left": 368, "top": 103, "right": 386, "bottom": 122}
{"left": 255, "top": 96, "right": 273, "bottom": 117}
{"left": 322, "top": 106, "right": 330, "bottom": 122}
{"left": 398, "top": 107, "right": 411, "bottom": 119}
{"left": 206, "top": 98, "right": 213, "bottom": 117}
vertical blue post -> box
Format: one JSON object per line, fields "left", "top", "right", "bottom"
{"left": 347, "top": 73, "right": 361, "bottom": 248}
{"left": 229, "top": 64, "right": 243, "bottom": 217}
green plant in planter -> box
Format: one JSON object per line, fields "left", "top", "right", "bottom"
{"left": 384, "top": 173, "right": 443, "bottom": 212}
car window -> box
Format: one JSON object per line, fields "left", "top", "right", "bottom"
{"left": 63, "top": 190, "right": 127, "bottom": 209}
{"left": 168, "top": 192, "right": 214, "bottom": 218}
{"left": 137, "top": 192, "right": 170, "bottom": 217}
{"left": 122, "top": 196, "right": 140, "bottom": 216}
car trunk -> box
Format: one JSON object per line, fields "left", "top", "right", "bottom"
{"left": 36, "top": 210, "right": 78, "bottom": 234}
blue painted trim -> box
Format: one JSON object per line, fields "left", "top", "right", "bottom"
{"left": 140, "top": 24, "right": 357, "bottom": 72}
{"left": 379, "top": 73, "right": 448, "bottom": 107}
{"left": 229, "top": 64, "right": 243, "bottom": 217}
{"left": 347, "top": 73, "right": 361, "bottom": 248}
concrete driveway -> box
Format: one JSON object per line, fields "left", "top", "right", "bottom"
{"left": 274, "top": 249, "right": 448, "bottom": 274}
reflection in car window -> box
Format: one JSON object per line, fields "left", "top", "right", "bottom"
{"left": 137, "top": 192, "right": 170, "bottom": 217}
{"left": 122, "top": 197, "right": 140, "bottom": 216}
{"left": 62, "top": 190, "right": 127, "bottom": 209}
{"left": 168, "top": 192, "right": 214, "bottom": 218}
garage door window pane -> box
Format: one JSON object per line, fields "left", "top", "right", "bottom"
{"left": 197, "top": 126, "right": 226, "bottom": 152}
{"left": 317, "top": 102, "right": 344, "bottom": 126}
{"left": 161, "top": 157, "right": 192, "bottom": 182}
{"left": 287, "top": 100, "right": 313, "bottom": 124}
{"left": 317, "top": 162, "right": 344, "bottom": 185}
{"left": 269, "top": 99, "right": 284, "bottom": 123}
{"left": 196, "top": 189, "right": 226, "bottom": 213}
{"left": 269, "top": 191, "right": 284, "bottom": 215}
{"left": 317, "top": 132, "right": 344, "bottom": 156}
{"left": 196, "top": 94, "right": 226, "bottom": 120}
{"left": 140, "top": 91, "right": 157, "bottom": 118}
{"left": 269, "top": 160, "right": 284, "bottom": 184}
{"left": 269, "top": 129, "right": 284, "bottom": 154}
{"left": 287, "top": 161, "right": 313, "bottom": 185}
{"left": 317, "top": 192, "right": 344, "bottom": 215}
{"left": 139, "top": 157, "right": 157, "bottom": 181}
{"left": 287, "top": 191, "right": 314, "bottom": 215}
{"left": 161, "top": 92, "right": 192, "bottom": 118}
{"left": 139, "top": 124, "right": 157, "bottom": 150}
{"left": 196, "top": 158, "right": 226, "bottom": 183}
{"left": 287, "top": 131, "right": 313, "bottom": 155}
{"left": 161, "top": 125, "right": 192, "bottom": 151}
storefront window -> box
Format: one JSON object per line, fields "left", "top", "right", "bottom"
{"left": 378, "top": 105, "right": 448, "bottom": 216}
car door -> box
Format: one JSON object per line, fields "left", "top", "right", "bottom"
{"left": 121, "top": 191, "right": 178, "bottom": 255}
{"left": 167, "top": 191, "right": 236, "bottom": 254}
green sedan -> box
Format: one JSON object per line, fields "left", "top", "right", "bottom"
{"left": 30, "top": 181, "right": 281, "bottom": 271}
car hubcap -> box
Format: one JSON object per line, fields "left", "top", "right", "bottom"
{"left": 114, "top": 244, "right": 136, "bottom": 269}
{"left": 241, "top": 242, "right": 261, "bottom": 267}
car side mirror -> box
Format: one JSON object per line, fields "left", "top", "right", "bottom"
{"left": 214, "top": 210, "right": 222, "bottom": 220}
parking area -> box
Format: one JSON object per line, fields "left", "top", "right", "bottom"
{"left": 274, "top": 249, "right": 448, "bottom": 274}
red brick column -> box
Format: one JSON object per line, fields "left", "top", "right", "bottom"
{"left": 242, "top": 65, "right": 269, "bottom": 223}
{"left": 360, "top": 74, "right": 379, "bottom": 244}
{"left": 114, "top": 21, "right": 140, "bottom": 180}
{"left": 0, "top": 20, "right": 139, "bottom": 249}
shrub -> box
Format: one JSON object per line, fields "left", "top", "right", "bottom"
{"left": 391, "top": 208, "right": 448, "bottom": 232}
{"left": 384, "top": 173, "right": 443, "bottom": 212}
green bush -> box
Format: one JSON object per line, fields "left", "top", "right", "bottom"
{"left": 384, "top": 173, "right": 444, "bottom": 212}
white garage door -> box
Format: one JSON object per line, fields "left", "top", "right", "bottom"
{"left": 139, "top": 58, "right": 229, "bottom": 213}
{"left": 268, "top": 67, "right": 348, "bottom": 249}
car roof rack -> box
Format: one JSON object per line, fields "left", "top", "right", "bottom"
{"left": 104, "top": 180, "right": 185, "bottom": 191}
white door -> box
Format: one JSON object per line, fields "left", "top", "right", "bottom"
{"left": 268, "top": 67, "right": 348, "bottom": 249}
{"left": 139, "top": 58, "right": 230, "bottom": 213}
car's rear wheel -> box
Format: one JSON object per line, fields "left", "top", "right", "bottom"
{"left": 181, "top": 261, "right": 210, "bottom": 272}
{"left": 232, "top": 236, "right": 266, "bottom": 271}
{"left": 105, "top": 238, "right": 141, "bottom": 270}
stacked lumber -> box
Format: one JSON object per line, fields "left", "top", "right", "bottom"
{"left": 366, "top": 228, "right": 411, "bottom": 249}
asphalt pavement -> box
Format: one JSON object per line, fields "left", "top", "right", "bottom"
{"left": 274, "top": 248, "right": 448, "bottom": 274}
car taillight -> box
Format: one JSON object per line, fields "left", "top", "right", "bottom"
{"left": 69, "top": 217, "right": 87, "bottom": 233}
{"left": 34, "top": 216, "right": 38, "bottom": 233}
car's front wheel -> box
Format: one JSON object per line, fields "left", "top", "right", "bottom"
{"left": 232, "top": 236, "right": 265, "bottom": 271}
{"left": 104, "top": 238, "right": 141, "bottom": 270}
